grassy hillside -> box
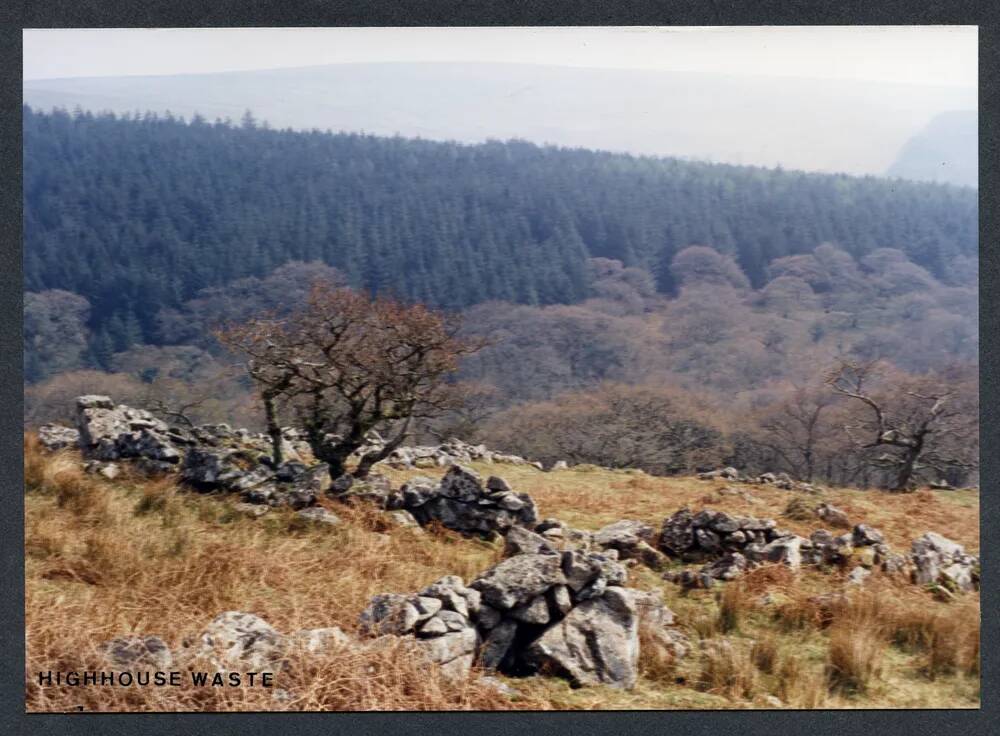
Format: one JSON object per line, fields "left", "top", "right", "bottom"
{"left": 25, "top": 436, "right": 979, "bottom": 711}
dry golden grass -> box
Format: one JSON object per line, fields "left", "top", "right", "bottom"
{"left": 697, "top": 640, "right": 757, "bottom": 700}
{"left": 24, "top": 440, "right": 980, "bottom": 711}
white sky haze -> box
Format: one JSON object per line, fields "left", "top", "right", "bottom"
{"left": 23, "top": 26, "right": 977, "bottom": 88}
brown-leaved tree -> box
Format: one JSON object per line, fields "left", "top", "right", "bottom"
{"left": 218, "top": 284, "right": 478, "bottom": 478}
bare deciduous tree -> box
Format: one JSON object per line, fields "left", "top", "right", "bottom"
{"left": 825, "top": 360, "right": 977, "bottom": 491}
{"left": 218, "top": 284, "right": 480, "bottom": 478}
{"left": 753, "top": 383, "right": 839, "bottom": 482}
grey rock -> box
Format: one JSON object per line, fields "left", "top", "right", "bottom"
{"left": 38, "top": 424, "right": 81, "bottom": 451}
{"left": 503, "top": 525, "right": 559, "bottom": 557}
{"left": 701, "top": 552, "right": 748, "bottom": 581}
{"left": 522, "top": 587, "right": 640, "bottom": 689}
{"left": 549, "top": 584, "right": 574, "bottom": 616}
{"left": 476, "top": 604, "right": 502, "bottom": 630}
{"left": 510, "top": 595, "right": 551, "bottom": 625}
{"left": 359, "top": 594, "right": 420, "bottom": 636}
{"left": 852, "top": 524, "right": 885, "bottom": 546}
{"left": 593, "top": 520, "right": 667, "bottom": 569}
{"left": 417, "top": 616, "right": 449, "bottom": 637}
{"left": 816, "top": 503, "right": 850, "bottom": 528}
{"left": 847, "top": 566, "right": 871, "bottom": 585}
{"left": 479, "top": 619, "right": 518, "bottom": 670}
{"left": 189, "top": 611, "right": 285, "bottom": 671}
{"left": 659, "top": 508, "right": 695, "bottom": 556}
{"left": 413, "top": 627, "right": 479, "bottom": 680}
{"left": 103, "top": 635, "right": 173, "bottom": 669}
{"left": 291, "top": 627, "right": 352, "bottom": 653}
{"left": 470, "top": 554, "right": 567, "bottom": 610}
{"left": 296, "top": 507, "right": 341, "bottom": 526}
{"left": 762, "top": 536, "right": 804, "bottom": 569}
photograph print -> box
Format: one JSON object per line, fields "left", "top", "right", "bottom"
{"left": 22, "top": 25, "right": 980, "bottom": 711}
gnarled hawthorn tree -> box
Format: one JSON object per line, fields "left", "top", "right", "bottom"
{"left": 825, "top": 359, "right": 978, "bottom": 491}
{"left": 218, "top": 284, "right": 479, "bottom": 478}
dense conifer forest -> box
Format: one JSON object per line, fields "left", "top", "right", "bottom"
{"left": 24, "top": 105, "right": 977, "bottom": 371}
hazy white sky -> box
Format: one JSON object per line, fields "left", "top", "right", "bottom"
{"left": 24, "top": 26, "right": 977, "bottom": 87}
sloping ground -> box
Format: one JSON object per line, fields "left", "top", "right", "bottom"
{"left": 24, "top": 436, "right": 979, "bottom": 711}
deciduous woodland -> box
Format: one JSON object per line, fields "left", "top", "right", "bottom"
{"left": 24, "top": 105, "right": 978, "bottom": 491}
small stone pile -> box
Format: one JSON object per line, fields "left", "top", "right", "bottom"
{"left": 358, "top": 575, "right": 481, "bottom": 679}
{"left": 372, "top": 465, "right": 539, "bottom": 538}
{"left": 911, "top": 532, "right": 979, "bottom": 593}
{"left": 658, "top": 507, "right": 897, "bottom": 588}
{"left": 359, "top": 549, "right": 685, "bottom": 689}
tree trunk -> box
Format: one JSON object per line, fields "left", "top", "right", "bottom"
{"left": 262, "top": 392, "right": 284, "bottom": 467}
{"left": 354, "top": 419, "right": 412, "bottom": 478}
{"left": 891, "top": 442, "right": 922, "bottom": 492}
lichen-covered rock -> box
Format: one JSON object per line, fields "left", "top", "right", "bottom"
{"left": 470, "top": 554, "right": 567, "bottom": 610}
{"left": 359, "top": 594, "right": 421, "bottom": 636}
{"left": 503, "top": 525, "right": 559, "bottom": 557}
{"left": 701, "top": 552, "right": 748, "bottom": 581}
{"left": 910, "top": 532, "right": 978, "bottom": 592}
{"left": 816, "top": 503, "right": 850, "bottom": 528}
{"left": 182, "top": 447, "right": 251, "bottom": 490}
{"left": 295, "top": 507, "right": 341, "bottom": 526}
{"left": 328, "top": 473, "right": 394, "bottom": 506}
{"left": 188, "top": 611, "right": 285, "bottom": 672}
{"left": 593, "top": 520, "right": 667, "bottom": 570}
{"left": 414, "top": 626, "right": 479, "bottom": 680}
{"left": 290, "top": 627, "right": 352, "bottom": 654}
{"left": 521, "top": 586, "right": 640, "bottom": 689}
{"left": 852, "top": 524, "right": 885, "bottom": 547}
{"left": 761, "top": 536, "right": 805, "bottom": 570}
{"left": 102, "top": 635, "right": 173, "bottom": 669}
{"left": 38, "top": 424, "right": 81, "bottom": 451}
{"left": 659, "top": 508, "right": 695, "bottom": 556}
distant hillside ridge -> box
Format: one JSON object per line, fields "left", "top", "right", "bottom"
{"left": 23, "top": 105, "right": 978, "bottom": 354}
{"left": 887, "top": 110, "right": 977, "bottom": 188}
{"left": 22, "top": 61, "right": 976, "bottom": 175}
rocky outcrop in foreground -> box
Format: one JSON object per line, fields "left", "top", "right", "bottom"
{"left": 359, "top": 549, "right": 686, "bottom": 688}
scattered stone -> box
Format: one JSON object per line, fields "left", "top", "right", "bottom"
{"left": 846, "top": 566, "right": 871, "bottom": 586}
{"left": 816, "top": 503, "right": 850, "bottom": 528}
{"left": 593, "top": 520, "right": 667, "bottom": 570}
{"left": 852, "top": 524, "right": 885, "bottom": 547}
{"left": 102, "top": 635, "right": 173, "bottom": 669}
{"left": 38, "top": 424, "right": 81, "bottom": 451}
{"left": 697, "top": 466, "right": 739, "bottom": 481}
{"left": 234, "top": 502, "right": 270, "bottom": 518}
{"left": 479, "top": 675, "right": 519, "bottom": 697}
{"left": 911, "top": 532, "right": 978, "bottom": 592}
{"left": 291, "top": 627, "right": 352, "bottom": 654}
{"left": 701, "top": 552, "right": 748, "bottom": 581}
{"left": 295, "top": 507, "right": 341, "bottom": 526}
{"left": 188, "top": 611, "right": 285, "bottom": 672}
